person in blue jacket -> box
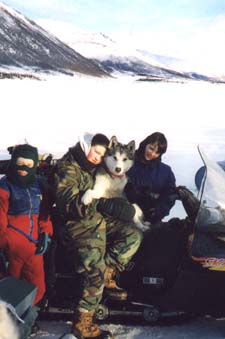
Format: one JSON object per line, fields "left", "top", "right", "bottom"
{"left": 125, "top": 132, "right": 177, "bottom": 224}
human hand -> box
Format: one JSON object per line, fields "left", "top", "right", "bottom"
{"left": 35, "top": 233, "right": 51, "bottom": 256}
{"left": 133, "top": 204, "right": 151, "bottom": 231}
{"left": 97, "top": 197, "right": 135, "bottom": 222}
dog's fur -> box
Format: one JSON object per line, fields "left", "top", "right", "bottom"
{"left": 0, "top": 302, "right": 20, "bottom": 339}
{"left": 81, "top": 136, "right": 149, "bottom": 231}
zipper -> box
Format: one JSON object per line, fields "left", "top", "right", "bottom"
{"left": 27, "top": 188, "right": 34, "bottom": 237}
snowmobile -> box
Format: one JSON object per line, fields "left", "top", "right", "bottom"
{"left": 38, "top": 145, "right": 225, "bottom": 324}
{"left": 2, "top": 146, "right": 225, "bottom": 325}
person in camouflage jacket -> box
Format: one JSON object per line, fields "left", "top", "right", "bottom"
{"left": 54, "top": 133, "right": 142, "bottom": 339}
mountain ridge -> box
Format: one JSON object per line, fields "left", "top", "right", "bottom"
{"left": 0, "top": 2, "right": 109, "bottom": 77}
{"left": 0, "top": 2, "right": 224, "bottom": 83}
{"left": 37, "top": 18, "right": 225, "bottom": 83}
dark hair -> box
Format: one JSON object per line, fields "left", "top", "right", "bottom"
{"left": 136, "top": 132, "right": 167, "bottom": 163}
{"left": 91, "top": 133, "right": 109, "bottom": 148}
{"left": 142, "top": 132, "right": 167, "bottom": 155}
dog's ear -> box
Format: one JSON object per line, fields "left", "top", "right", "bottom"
{"left": 127, "top": 140, "right": 136, "bottom": 154}
{"left": 108, "top": 136, "right": 118, "bottom": 148}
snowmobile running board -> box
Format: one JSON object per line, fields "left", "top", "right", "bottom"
{"left": 132, "top": 302, "right": 187, "bottom": 321}
{"left": 41, "top": 301, "right": 187, "bottom": 324}
{"left": 41, "top": 306, "right": 74, "bottom": 315}
{"left": 95, "top": 301, "right": 187, "bottom": 323}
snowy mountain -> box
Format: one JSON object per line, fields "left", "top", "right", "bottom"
{"left": 0, "top": 2, "right": 223, "bottom": 82}
{"left": 36, "top": 19, "right": 174, "bottom": 67}
{"left": 37, "top": 19, "right": 224, "bottom": 83}
{"left": 0, "top": 2, "right": 109, "bottom": 78}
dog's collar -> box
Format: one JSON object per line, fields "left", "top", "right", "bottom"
{"left": 110, "top": 172, "right": 125, "bottom": 178}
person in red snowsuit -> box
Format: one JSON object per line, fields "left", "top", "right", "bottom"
{"left": 0, "top": 144, "right": 53, "bottom": 305}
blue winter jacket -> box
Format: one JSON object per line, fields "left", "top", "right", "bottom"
{"left": 125, "top": 158, "right": 176, "bottom": 223}
{"left": 0, "top": 176, "right": 52, "bottom": 246}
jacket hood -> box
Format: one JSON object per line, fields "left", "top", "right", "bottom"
{"left": 78, "top": 132, "right": 94, "bottom": 156}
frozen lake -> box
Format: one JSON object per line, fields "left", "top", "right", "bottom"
{"left": 1, "top": 75, "right": 225, "bottom": 216}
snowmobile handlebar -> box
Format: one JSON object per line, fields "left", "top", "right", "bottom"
{"left": 176, "top": 186, "right": 200, "bottom": 223}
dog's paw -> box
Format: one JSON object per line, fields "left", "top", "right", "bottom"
{"left": 81, "top": 190, "right": 94, "bottom": 205}
{"left": 132, "top": 203, "right": 145, "bottom": 222}
{"left": 132, "top": 204, "right": 151, "bottom": 232}
{"left": 135, "top": 220, "right": 151, "bottom": 232}
{"left": 141, "top": 221, "right": 151, "bottom": 231}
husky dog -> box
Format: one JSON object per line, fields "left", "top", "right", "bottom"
{"left": 0, "top": 301, "right": 20, "bottom": 339}
{"left": 81, "top": 136, "right": 149, "bottom": 231}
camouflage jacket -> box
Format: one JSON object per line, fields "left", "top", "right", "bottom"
{"left": 54, "top": 143, "right": 102, "bottom": 223}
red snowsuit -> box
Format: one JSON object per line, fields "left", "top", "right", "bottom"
{"left": 0, "top": 176, "right": 53, "bottom": 305}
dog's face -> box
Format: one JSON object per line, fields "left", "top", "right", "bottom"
{"left": 104, "top": 136, "right": 135, "bottom": 176}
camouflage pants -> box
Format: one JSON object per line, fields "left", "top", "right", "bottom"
{"left": 62, "top": 216, "right": 142, "bottom": 311}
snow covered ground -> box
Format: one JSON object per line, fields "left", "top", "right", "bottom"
{"left": 31, "top": 316, "right": 225, "bottom": 339}
{"left": 1, "top": 74, "right": 225, "bottom": 216}
{"left": 1, "top": 74, "right": 225, "bottom": 338}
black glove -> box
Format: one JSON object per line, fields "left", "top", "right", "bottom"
{"left": 177, "top": 186, "right": 200, "bottom": 222}
{"left": 97, "top": 197, "right": 135, "bottom": 222}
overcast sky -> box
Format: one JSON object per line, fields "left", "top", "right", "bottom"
{"left": 3, "top": 0, "right": 225, "bottom": 74}
{"left": 3, "top": 0, "right": 225, "bottom": 32}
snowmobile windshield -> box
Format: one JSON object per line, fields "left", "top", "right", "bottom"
{"left": 195, "top": 145, "right": 225, "bottom": 235}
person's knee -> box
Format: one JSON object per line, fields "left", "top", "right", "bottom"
{"left": 77, "top": 247, "right": 105, "bottom": 273}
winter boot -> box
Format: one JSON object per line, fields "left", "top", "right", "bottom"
{"left": 104, "top": 266, "right": 127, "bottom": 301}
{"left": 72, "top": 309, "right": 113, "bottom": 339}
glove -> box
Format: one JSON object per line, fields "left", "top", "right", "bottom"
{"left": 176, "top": 186, "right": 200, "bottom": 222}
{"left": 35, "top": 233, "right": 51, "bottom": 256}
{"left": 97, "top": 197, "right": 135, "bottom": 222}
